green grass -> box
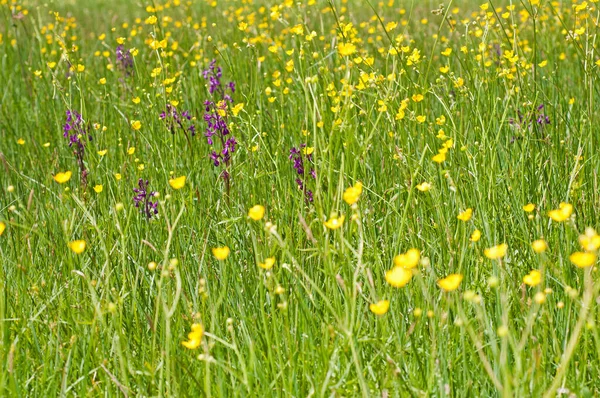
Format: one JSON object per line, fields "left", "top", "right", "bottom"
{"left": 1, "top": 0, "right": 600, "bottom": 396}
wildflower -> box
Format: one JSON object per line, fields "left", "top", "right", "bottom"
{"left": 416, "top": 182, "right": 431, "bottom": 192}
{"left": 131, "top": 120, "right": 142, "bottom": 130}
{"left": 484, "top": 243, "right": 508, "bottom": 260}
{"left": 369, "top": 300, "right": 390, "bottom": 316}
{"left": 523, "top": 270, "right": 542, "bottom": 287}
{"left": 569, "top": 251, "right": 597, "bottom": 268}
{"left": 437, "top": 274, "right": 463, "bottom": 292}
{"left": 548, "top": 202, "right": 573, "bottom": 222}
{"left": 160, "top": 104, "right": 197, "bottom": 138}
{"left": 53, "top": 171, "right": 72, "bottom": 184}
{"left": 0, "top": 221, "right": 5, "bottom": 236}
{"left": 523, "top": 203, "right": 535, "bottom": 212}
{"left": 470, "top": 229, "right": 481, "bottom": 242}
{"left": 181, "top": 323, "right": 204, "bottom": 350}
{"left": 338, "top": 42, "right": 356, "bottom": 56}
{"left": 93, "top": 185, "right": 103, "bottom": 193}
{"left": 248, "top": 205, "right": 265, "bottom": 221}
{"left": 133, "top": 179, "right": 159, "bottom": 219}
{"left": 169, "top": 176, "right": 186, "bottom": 190}
{"left": 343, "top": 181, "right": 363, "bottom": 205}
{"left": 68, "top": 240, "right": 86, "bottom": 254}
{"left": 289, "top": 146, "right": 315, "bottom": 203}
{"left": 116, "top": 45, "right": 134, "bottom": 78}
{"left": 534, "top": 292, "right": 546, "bottom": 304}
{"left": 393, "top": 249, "right": 420, "bottom": 269}
{"left": 324, "top": 215, "right": 345, "bottom": 230}
{"left": 579, "top": 228, "right": 600, "bottom": 252}
{"left": 385, "top": 266, "right": 412, "bottom": 287}
{"left": 258, "top": 257, "right": 275, "bottom": 270}
{"left": 212, "top": 246, "right": 230, "bottom": 260}
{"left": 63, "top": 110, "right": 91, "bottom": 190}
{"left": 457, "top": 208, "right": 473, "bottom": 222}
{"left": 532, "top": 239, "right": 548, "bottom": 253}
{"left": 432, "top": 152, "right": 446, "bottom": 163}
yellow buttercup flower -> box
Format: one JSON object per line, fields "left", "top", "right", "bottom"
{"left": 181, "top": 323, "right": 204, "bottom": 350}
{"left": 523, "top": 203, "right": 535, "bottom": 212}
{"left": 337, "top": 42, "right": 356, "bottom": 56}
{"left": 416, "top": 182, "right": 431, "bottom": 192}
{"left": 343, "top": 182, "right": 363, "bottom": 205}
{"left": 457, "top": 208, "right": 473, "bottom": 222}
{"left": 93, "top": 185, "right": 103, "bottom": 193}
{"left": 579, "top": 228, "right": 600, "bottom": 252}
{"left": 212, "top": 246, "right": 230, "bottom": 260}
{"left": 53, "top": 171, "right": 72, "bottom": 184}
{"left": 131, "top": 120, "right": 142, "bottom": 130}
{"left": 523, "top": 270, "right": 542, "bottom": 287}
{"left": 324, "top": 215, "right": 345, "bottom": 230}
{"left": 437, "top": 274, "right": 463, "bottom": 292}
{"left": 369, "top": 300, "right": 390, "bottom": 316}
{"left": 248, "top": 205, "right": 265, "bottom": 221}
{"left": 531, "top": 239, "right": 548, "bottom": 253}
{"left": 68, "top": 240, "right": 86, "bottom": 254}
{"left": 548, "top": 202, "right": 573, "bottom": 222}
{"left": 258, "top": 257, "right": 275, "bottom": 270}
{"left": 484, "top": 243, "right": 508, "bottom": 260}
{"left": 385, "top": 266, "right": 413, "bottom": 287}
{"left": 393, "top": 248, "right": 420, "bottom": 269}
{"left": 169, "top": 176, "right": 186, "bottom": 190}
{"left": 569, "top": 251, "right": 596, "bottom": 268}
{"left": 0, "top": 222, "right": 5, "bottom": 236}
{"left": 470, "top": 229, "right": 481, "bottom": 242}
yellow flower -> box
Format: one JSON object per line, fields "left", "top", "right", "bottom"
{"left": 531, "top": 239, "right": 548, "bottom": 253}
{"left": 484, "top": 243, "right": 508, "bottom": 260}
{"left": 337, "top": 42, "right": 356, "bottom": 56}
{"left": 258, "top": 257, "right": 275, "bottom": 270}
{"left": 98, "top": 77, "right": 106, "bottom": 85}
{"left": 131, "top": 120, "right": 142, "bottom": 130}
{"left": 53, "top": 171, "right": 72, "bottom": 184}
{"left": 93, "top": 185, "right": 103, "bottom": 193}
{"left": 324, "top": 215, "right": 345, "bottom": 230}
{"left": 385, "top": 266, "right": 413, "bottom": 287}
{"left": 97, "top": 150, "right": 108, "bottom": 156}
{"left": 432, "top": 152, "right": 446, "bottom": 163}
{"left": 212, "top": 246, "right": 230, "bottom": 260}
{"left": 416, "top": 182, "right": 431, "bottom": 192}
{"left": 437, "top": 274, "right": 463, "bottom": 292}
{"left": 569, "top": 251, "right": 597, "bottom": 268}
{"left": 393, "top": 248, "right": 420, "bottom": 269}
{"left": 457, "top": 208, "right": 473, "bottom": 222}
{"left": 169, "top": 176, "right": 186, "bottom": 190}
{"left": 470, "top": 229, "right": 481, "bottom": 242}
{"left": 523, "top": 270, "right": 542, "bottom": 287}
{"left": 523, "top": 203, "right": 535, "bottom": 212}
{"left": 181, "top": 323, "right": 204, "bottom": 350}
{"left": 548, "top": 202, "right": 573, "bottom": 222}
{"left": 68, "top": 240, "right": 87, "bottom": 254}
{"left": 248, "top": 205, "right": 265, "bottom": 221}
{"left": 579, "top": 228, "right": 600, "bottom": 252}
{"left": 0, "top": 222, "right": 5, "bottom": 236}
{"left": 369, "top": 300, "right": 390, "bottom": 316}
{"left": 343, "top": 182, "right": 363, "bottom": 205}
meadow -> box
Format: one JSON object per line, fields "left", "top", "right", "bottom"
{"left": 1, "top": 0, "right": 600, "bottom": 396}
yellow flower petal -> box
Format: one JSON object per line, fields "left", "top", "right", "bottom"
{"left": 385, "top": 266, "right": 413, "bottom": 287}
{"left": 569, "top": 251, "right": 597, "bottom": 268}
{"left": 437, "top": 274, "right": 463, "bottom": 292}
{"left": 457, "top": 208, "right": 473, "bottom": 222}
{"left": 523, "top": 270, "right": 542, "bottom": 287}
{"left": 53, "top": 171, "right": 72, "bottom": 184}
{"left": 484, "top": 243, "right": 508, "bottom": 260}
{"left": 369, "top": 300, "right": 390, "bottom": 316}
{"left": 169, "top": 176, "right": 186, "bottom": 190}
{"left": 258, "top": 257, "right": 275, "bottom": 270}
{"left": 248, "top": 205, "right": 265, "bottom": 221}
{"left": 0, "top": 222, "right": 5, "bottom": 236}
{"left": 324, "top": 215, "right": 345, "bottom": 230}
{"left": 68, "top": 240, "right": 86, "bottom": 254}
{"left": 212, "top": 246, "right": 230, "bottom": 260}
{"left": 393, "top": 248, "right": 420, "bottom": 269}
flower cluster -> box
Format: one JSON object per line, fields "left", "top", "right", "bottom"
{"left": 202, "top": 60, "right": 237, "bottom": 182}
{"left": 133, "top": 179, "right": 158, "bottom": 219}
{"left": 116, "top": 45, "right": 134, "bottom": 78}
{"left": 289, "top": 145, "right": 315, "bottom": 203}
{"left": 63, "top": 110, "right": 91, "bottom": 190}
{"left": 160, "top": 104, "right": 196, "bottom": 137}
{"left": 509, "top": 104, "right": 550, "bottom": 131}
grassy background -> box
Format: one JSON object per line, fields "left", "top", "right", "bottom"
{"left": 1, "top": 0, "right": 600, "bottom": 396}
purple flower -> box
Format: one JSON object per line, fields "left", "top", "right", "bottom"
{"left": 133, "top": 179, "right": 159, "bottom": 219}
{"left": 289, "top": 146, "right": 315, "bottom": 203}
{"left": 63, "top": 110, "right": 90, "bottom": 190}
{"left": 160, "top": 104, "right": 197, "bottom": 137}
{"left": 116, "top": 45, "right": 134, "bottom": 78}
